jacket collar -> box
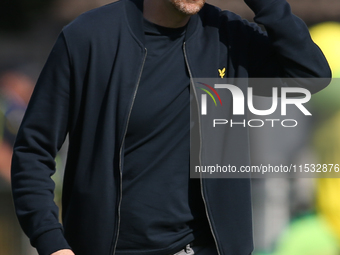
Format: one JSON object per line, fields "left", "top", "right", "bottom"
{"left": 124, "top": 0, "right": 199, "bottom": 45}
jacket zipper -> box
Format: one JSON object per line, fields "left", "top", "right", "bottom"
{"left": 112, "top": 48, "right": 148, "bottom": 255}
{"left": 183, "top": 42, "right": 222, "bottom": 255}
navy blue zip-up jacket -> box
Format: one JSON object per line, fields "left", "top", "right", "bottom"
{"left": 11, "top": 0, "right": 331, "bottom": 255}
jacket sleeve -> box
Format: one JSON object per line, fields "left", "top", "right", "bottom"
{"left": 11, "top": 31, "right": 72, "bottom": 255}
{"left": 243, "top": 0, "right": 331, "bottom": 94}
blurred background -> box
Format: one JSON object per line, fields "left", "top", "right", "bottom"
{"left": 1, "top": 0, "right": 340, "bottom": 254}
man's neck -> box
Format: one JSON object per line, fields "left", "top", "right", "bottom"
{"left": 143, "top": 0, "right": 191, "bottom": 28}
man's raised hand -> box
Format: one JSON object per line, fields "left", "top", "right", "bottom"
{"left": 51, "top": 249, "right": 75, "bottom": 255}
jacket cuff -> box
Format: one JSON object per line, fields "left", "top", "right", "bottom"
{"left": 32, "top": 228, "right": 71, "bottom": 255}
{"left": 244, "top": 0, "right": 282, "bottom": 14}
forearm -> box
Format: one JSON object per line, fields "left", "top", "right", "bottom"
{"left": 244, "top": 0, "right": 331, "bottom": 83}
{"left": 11, "top": 32, "right": 72, "bottom": 255}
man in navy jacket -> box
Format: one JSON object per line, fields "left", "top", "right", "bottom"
{"left": 11, "top": 0, "right": 331, "bottom": 255}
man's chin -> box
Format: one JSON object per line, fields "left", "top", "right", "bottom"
{"left": 170, "top": 0, "right": 205, "bottom": 15}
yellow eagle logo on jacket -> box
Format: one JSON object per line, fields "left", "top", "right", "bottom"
{"left": 218, "top": 68, "right": 226, "bottom": 78}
